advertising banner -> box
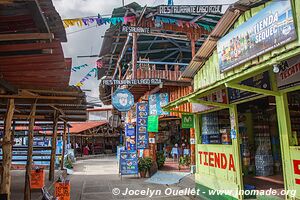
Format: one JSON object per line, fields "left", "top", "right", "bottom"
{"left": 125, "top": 123, "right": 136, "bottom": 150}
{"left": 149, "top": 93, "right": 169, "bottom": 116}
{"left": 136, "top": 103, "right": 149, "bottom": 149}
{"left": 112, "top": 89, "right": 134, "bottom": 112}
{"left": 147, "top": 115, "right": 159, "bottom": 132}
{"left": 217, "top": 1, "right": 297, "bottom": 72}
{"left": 228, "top": 71, "right": 271, "bottom": 103}
{"left": 182, "top": 114, "right": 194, "bottom": 129}
{"left": 277, "top": 55, "right": 300, "bottom": 89}
{"left": 119, "top": 150, "right": 138, "bottom": 175}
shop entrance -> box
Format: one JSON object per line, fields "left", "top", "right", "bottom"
{"left": 156, "top": 117, "right": 191, "bottom": 171}
{"left": 237, "top": 97, "right": 285, "bottom": 198}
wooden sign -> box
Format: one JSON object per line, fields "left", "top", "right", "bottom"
{"left": 121, "top": 25, "right": 150, "bottom": 33}
{"left": 30, "top": 169, "right": 45, "bottom": 189}
{"left": 158, "top": 5, "right": 222, "bottom": 14}
{"left": 55, "top": 181, "right": 70, "bottom": 200}
{"left": 100, "top": 78, "right": 162, "bottom": 85}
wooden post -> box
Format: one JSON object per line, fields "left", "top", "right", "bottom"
{"left": 0, "top": 99, "right": 14, "bottom": 199}
{"left": 60, "top": 121, "right": 67, "bottom": 170}
{"left": 132, "top": 21, "right": 138, "bottom": 79}
{"left": 49, "top": 111, "right": 59, "bottom": 181}
{"left": 190, "top": 128, "right": 195, "bottom": 165}
{"left": 24, "top": 102, "right": 36, "bottom": 200}
{"left": 191, "top": 37, "right": 196, "bottom": 58}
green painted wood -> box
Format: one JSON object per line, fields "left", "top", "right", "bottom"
{"left": 275, "top": 93, "right": 295, "bottom": 199}
{"left": 225, "top": 83, "right": 280, "bottom": 96}
{"left": 289, "top": 146, "right": 300, "bottom": 199}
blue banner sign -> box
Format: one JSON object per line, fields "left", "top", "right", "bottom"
{"left": 217, "top": 0, "right": 297, "bottom": 72}
{"left": 119, "top": 150, "right": 138, "bottom": 175}
{"left": 149, "top": 93, "right": 169, "bottom": 116}
{"left": 112, "top": 89, "right": 134, "bottom": 112}
{"left": 136, "top": 102, "right": 149, "bottom": 149}
{"left": 125, "top": 123, "right": 136, "bottom": 150}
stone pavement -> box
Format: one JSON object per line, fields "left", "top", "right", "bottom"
{"left": 8, "top": 156, "right": 198, "bottom": 200}
{"left": 69, "top": 156, "right": 198, "bottom": 200}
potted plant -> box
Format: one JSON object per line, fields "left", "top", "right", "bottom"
{"left": 156, "top": 151, "right": 166, "bottom": 169}
{"left": 178, "top": 155, "right": 191, "bottom": 171}
{"left": 138, "top": 157, "right": 152, "bottom": 178}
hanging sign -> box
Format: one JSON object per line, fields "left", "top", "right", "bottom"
{"left": 228, "top": 71, "right": 270, "bottom": 103}
{"left": 217, "top": 1, "right": 297, "bottom": 72}
{"left": 147, "top": 115, "right": 159, "bottom": 132}
{"left": 136, "top": 103, "right": 149, "bottom": 149}
{"left": 125, "top": 123, "right": 136, "bottom": 150}
{"left": 100, "top": 78, "right": 162, "bottom": 85}
{"left": 158, "top": 5, "right": 222, "bottom": 14}
{"left": 121, "top": 25, "right": 150, "bottom": 33}
{"left": 112, "top": 89, "right": 134, "bottom": 112}
{"left": 277, "top": 56, "right": 300, "bottom": 90}
{"left": 149, "top": 93, "right": 169, "bottom": 116}
{"left": 182, "top": 114, "right": 194, "bottom": 129}
{"left": 119, "top": 150, "right": 138, "bottom": 175}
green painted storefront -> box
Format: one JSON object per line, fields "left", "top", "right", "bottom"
{"left": 164, "top": 0, "right": 300, "bottom": 199}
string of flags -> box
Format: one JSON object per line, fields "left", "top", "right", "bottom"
{"left": 71, "top": 64, "right": 88, "bottom": 72}
{"left": 75, "top": 68, "right": 98, "bottom": 87}
{"left": 63, "top": 15, "right": 136, "bottom": 28}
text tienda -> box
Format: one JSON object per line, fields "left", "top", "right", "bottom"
{"left": 198, "top": 151, "right": 235, "bottom": 171}
{"left": 253, "top": 12, "right": 279, "bottom": 43}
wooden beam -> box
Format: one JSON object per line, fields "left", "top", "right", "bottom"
{"left": 0, "top": 33, "right": 54, "bottom": 41}
{"left": 24, "top": 102, "right": 36, "bottom": 200}
{"left": 0, "top": 95, "right": 77, "bottom": 100}
{"left": 60, "top": 122, "right": 67, "bottom": 170}
{"left": 49, "top": 111, "right": 59, "bottom": 181}
{"left": 0, "top": 41, "right": 60, "bottom": 52}
{"left": 0, "top": 99, "right": 14, "bottom": 199}
{"left": 225, "top": 82, "right": 280, "bottom": 97}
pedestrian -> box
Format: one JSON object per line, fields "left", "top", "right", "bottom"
{"left": 83, "top": 144, "right": 90, "bottom": 156}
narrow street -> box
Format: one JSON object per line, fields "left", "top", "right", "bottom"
{"left": 69, "top": 156, "right": 195, "bottom": 200}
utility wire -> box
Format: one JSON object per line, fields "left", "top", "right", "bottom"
{"left": 66, "top": 25, "right": 98, "bottom": 35}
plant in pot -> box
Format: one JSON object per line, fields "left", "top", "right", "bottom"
{"left": 138, "top": 157, "right": 152, "bottom": 178}
{"left": 178, "top": 155, "right": 191, "bottom": 171}
{"left": 156, "top": 151, "right": 166, "bottom": 169}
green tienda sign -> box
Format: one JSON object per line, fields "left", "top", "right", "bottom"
{"left": 182, "top": 114, "right": 194, "bottom": 128}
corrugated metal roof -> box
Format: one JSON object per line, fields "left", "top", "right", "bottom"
{"left": 69, "top": 121, "right": 108, "bottom": 134}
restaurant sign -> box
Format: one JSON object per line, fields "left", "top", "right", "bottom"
{"left": 121, "top": 25, "right": 150, "bottom": 34}
{"left": 100, "top": 78, "right": 162, "bottom": 86}
{"left": 112, "top": 89, "right": 134, "bottom": 112}
{"left": 158, "top": 5, "right": 222, "bottom": 14}
{"left": 217, "top": 0, "right": 297, "bottom": 72}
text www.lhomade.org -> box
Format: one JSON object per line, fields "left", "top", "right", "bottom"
{"left": 111, "top": 188, "right": 297, "bottom": 198}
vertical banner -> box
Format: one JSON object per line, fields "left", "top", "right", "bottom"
{"left": 119, "top": 150, "right": 138, "bottom": 175}
{"left": 136, "top": 103, "right": 149, "bottom": 149}
{"left": 149, "top": 93, "right": 169, "bottom": 116}
{"left": 125, "top": 123, "right": 136, "bottom": 150}
{"left": 147, "top": 115, "right": 159, "bottom": 132}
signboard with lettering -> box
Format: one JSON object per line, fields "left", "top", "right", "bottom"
{"left": 149, "top": 93, "right": 169, "bottom": 116}
{"left": 228, "top": 71, "right": 271, "bottom": 103}
{"left": 30, "top": 169, "right": 45, "bottom": 189}
{"left": 147, "top": 115, "right": 159, "bottom": 132}
{"left": 277, "top": 56, "right": 300, "bottom": 90}
{"left": 112, "top": 89, "right": 134, "bottom": 112}
{"left": 182, "top": 114, "right": 194, "bottom": 129}
{"left": 121, "top": 25, "right": 150, "bottom": 33}
{"left": 125, "top": 124, "right": 136, "bottom": 150}
{"left": 100, "top": 79, "right": 162, "bottom": 86}
{"left": 119, "top": 150, "right": 138, "bottom": 175}
{"left": 136, "top": 103, "right": 149, "bottom": 149}
{"left": 217, "top": 1, "right": 297, "bottom": 72}
{"left": 158, "top": 5, "right": 222, "bottom": 14}
{"left": 192, "top": 89, "right": 227, "bottom": 113}
{"left": 55, "top": 181, "right": 70, "bottom": 200}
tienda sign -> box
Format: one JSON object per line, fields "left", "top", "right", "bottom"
{"left": 198, "top": 151, "right": 235, "bottom": 171}
{"left": 293, "top": 160, "right": 300, "bottom": 185}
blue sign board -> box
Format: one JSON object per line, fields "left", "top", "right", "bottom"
{"left": 136, "top": 102, "right": 149, "bottom": 149}
{"left": 119, "top": 150, "right": 138, "bottom": 175}
{"left": 117, "top": 146, "right": 125, "bottom": 161}
{"left": 217, "top": 0, "right": 297, "bottom": 72}
{"left": 112, "top": 89, "right": 134, "bottom": 112}
{"left": 149, "top": 93, "right": 169, "bottom": 116}
{"left": 125, "top": 123, "right": 136, "bottom": 150}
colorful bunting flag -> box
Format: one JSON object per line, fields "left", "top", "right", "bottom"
{"left": 72, "top": 64, "right": 88, "bottom": 72}
{"left": 63, "top": 16, "right": 125, "bottom": 28}
{"left": 74, "top": 67, "right": 98, "bottom": 87}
